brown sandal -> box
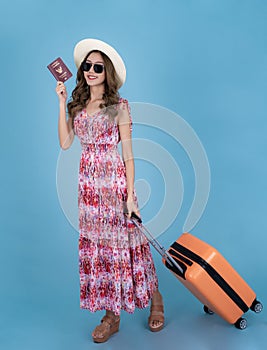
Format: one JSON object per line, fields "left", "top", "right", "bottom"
{"left": 148, "top": 291, "right": 164, "bottom": 332}
{"left": 92, "top": 315, "right": 120, "bottom": 343}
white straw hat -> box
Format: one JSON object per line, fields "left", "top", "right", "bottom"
{"left": 73, "top": 38, "right": 126, "bottom": 88}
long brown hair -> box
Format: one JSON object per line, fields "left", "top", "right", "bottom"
{"left": 67, "top": 50, "right": 121, "bottom": 124}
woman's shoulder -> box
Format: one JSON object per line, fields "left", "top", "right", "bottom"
{"left": 117, "top": 97, "right": 130, "bottom": 112}
{"left": 118, "top": 97, "right": 129, "bottom": 105}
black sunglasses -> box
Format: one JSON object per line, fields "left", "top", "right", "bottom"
{"left": 81, "top": 61, "right": 105, "bottom": 74}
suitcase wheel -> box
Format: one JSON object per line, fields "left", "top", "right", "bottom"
{"left": 203, "top": 305, "right": 214, "bottom": 315}
{"left": 234, "top": 317, "right": 247, "bottom": 330}
{"left": 250, "top": 299, "right": 263, "bottom": 313}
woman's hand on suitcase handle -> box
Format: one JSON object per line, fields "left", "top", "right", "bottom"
{"left": 130, "top": 211, "right": 142, "bottom": 223}
{"left": 126, "top": 199, "right": 142, "bottom": 223}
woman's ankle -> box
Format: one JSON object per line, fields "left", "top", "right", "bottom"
{"left": 105, "top": 310, "right": 120, "bottom": 320}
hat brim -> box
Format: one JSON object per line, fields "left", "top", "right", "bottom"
{"left": 73, "top": 38, "right": 126, "bottom": 88}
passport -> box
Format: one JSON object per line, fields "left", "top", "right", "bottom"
{"left": 47, "top": 57, "right": 72, "bottom": 82}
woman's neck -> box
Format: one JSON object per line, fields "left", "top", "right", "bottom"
{"left": 89, "top": 84, "right": 105, "bottom": 102}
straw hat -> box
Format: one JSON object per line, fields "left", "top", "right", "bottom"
{"left": 73, "top": 38, "right": 126, "bottom": 87}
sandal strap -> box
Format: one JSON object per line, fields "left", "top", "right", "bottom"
{"left": 150, "top": 310, "right": 164, "bottom": 316}
{"left": 93, "top": 322, "right": 109, "bottom": 336}
{"left": 94, "top": 315, "right": 119, "bottom": 334}
{"left": 101, "top": 315, "right": 114, "bottom": 327}
{"left": 150, "top": 304, "right": 164, "bottom": 312}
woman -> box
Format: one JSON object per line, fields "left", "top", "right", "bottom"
{"left": 55, "top": 38, "right": 164, "bottom": 343}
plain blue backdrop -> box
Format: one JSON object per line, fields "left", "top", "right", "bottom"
{"left": 1, "top": 1, "right": 266, "bottom": 349}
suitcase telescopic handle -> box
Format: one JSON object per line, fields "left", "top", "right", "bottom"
{"left": 129, "top": 213, "right": 184, "bottom": 274}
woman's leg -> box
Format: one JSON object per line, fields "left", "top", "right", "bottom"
{"left": 149, "top": 289, "right": 164, "bottom": 331}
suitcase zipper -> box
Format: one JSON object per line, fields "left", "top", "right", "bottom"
{"left": 171, "top": 242, "right": 249, "bottom": 313}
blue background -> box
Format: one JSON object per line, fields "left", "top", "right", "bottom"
{"left": 1, "top": 0, "right": 266, "bottom": 349}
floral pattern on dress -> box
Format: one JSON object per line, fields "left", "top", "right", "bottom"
{"left": 73, "top": 98, "right": 158, "bottom": 315}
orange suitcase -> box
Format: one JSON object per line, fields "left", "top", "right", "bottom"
{"left": 130, "top": 213, "right": 263, "bottom": 329}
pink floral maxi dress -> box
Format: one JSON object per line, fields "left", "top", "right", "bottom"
{"left": 73, "top": 98, "right": 158, "bottom": 315}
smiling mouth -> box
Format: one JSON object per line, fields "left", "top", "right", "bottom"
{"left": 88, "top": 75, "right": 97, "bottom": 80}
